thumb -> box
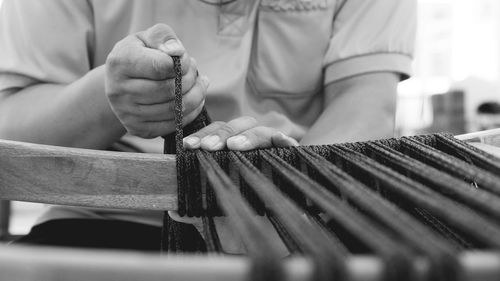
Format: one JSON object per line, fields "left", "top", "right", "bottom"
{"left": 159, "top": 38, "right": 185, "bottom": 57}
{"left": 137, "top": 24, "right": 185, "bottom": 56}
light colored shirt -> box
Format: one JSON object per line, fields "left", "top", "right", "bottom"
{"left": 0, "top": 0, "right": 416, "bottom": 226}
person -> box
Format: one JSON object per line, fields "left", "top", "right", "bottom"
{"left": 0, "top": 0, "right": 416, "bottom": 252}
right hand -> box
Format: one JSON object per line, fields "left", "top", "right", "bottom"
{"left": 105, "top": 24, "right": 209, "bottom": 139}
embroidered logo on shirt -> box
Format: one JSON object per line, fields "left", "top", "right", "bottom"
{"left": 260, "top": 0, "right": 328, "bottom": 12}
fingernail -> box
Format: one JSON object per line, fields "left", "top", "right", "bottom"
{"left": 282, "top": 133, "right": 299, "bottom": 146}
{"left": 275, "top": 132, "right": 299, "bottom": 146}
{"left": 200, "top": 76, "right": 210, "bottom": 89}
{"left": 159, "top": 39, "right": 184, "bottom": 55}
{"left": 202, "top": 135, "right": 221, "bottom": 150}
{"left": 228, "top": 135, "right": 250, "bottom": 150}
{"left": 183, "top": 136, "right": 200, "bottom": 148}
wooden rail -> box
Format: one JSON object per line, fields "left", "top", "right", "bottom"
{"left": 0, "top": 139, "right": 178, "bottom": 210}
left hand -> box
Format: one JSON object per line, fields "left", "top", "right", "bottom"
{"left": 170, "top": 115, "right": 298, "bottom": 254}
{"left": 182, "top": 116, "right": 299, "bottom": 151}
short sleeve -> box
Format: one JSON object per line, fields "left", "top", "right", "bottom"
{"left": 0, "top": 0, "right": 94, "bottom": 93}
{"left": 324, "top": 0, "right": 416, "bottom": 84}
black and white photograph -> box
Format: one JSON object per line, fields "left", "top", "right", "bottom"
{"left": 0, "top": 0, "right": 499, "bottom": 280}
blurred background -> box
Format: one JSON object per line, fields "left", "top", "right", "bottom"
{"left": 0, "top": 0, "right": 500, "bottom": 235}
{"left": 397, "top": 0, "right": 500, "bottom": 135}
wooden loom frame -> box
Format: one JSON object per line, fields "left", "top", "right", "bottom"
{"left": 0, "top": 129, "right": 500, "bottom": 281}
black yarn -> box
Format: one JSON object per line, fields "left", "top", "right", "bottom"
{"left": 295, "top": 146, "right": 462, "bottom": 279}
{"left": 328, "top": 144, "right": 500, "bottom": 248}
{"left": 202, "top": 215, "right": 223, "bottom": 253}
{"left": 229, "top": 151, "right": 349, "bottom": 281}
{"left": 258, "top": 149, "right": 415, "bottom": 281}
{"left": 434, "top": 134, "right": 500, "bottom": 175}
{"left": 196, "top": 150, "right": 284, "bottom": 281}
{"left": 400, "top": 137, "right": 500, "bottom": 197}
{"left": 161, "top": 56, "right": 211, "bottom": 253}
{"left": 365, "top": 141, "right": 500, "bottom": 221}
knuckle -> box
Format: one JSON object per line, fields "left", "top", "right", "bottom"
{"left": 217, "top": 124, "right": 236, "bottom": 136}
{"left": 240, "top": 131, "right": 258, "bottom": 145}
{"left": 241, "top": 116, "right": 257, "bottom": 125}
{"left": 251, "top": 127, "right": 268, "bottom": 139}
{"left": 212, "top": 121, "right": 226, "bottom": 127}
{"left": 107, "top": 37, "right": 132, "bottom": 66}
{"left": 106, "top": 53, "right": 122, "bottom": 69}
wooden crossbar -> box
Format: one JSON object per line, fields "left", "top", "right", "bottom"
{"left": 0, "top": 139, "right": 178, "bottom": 210}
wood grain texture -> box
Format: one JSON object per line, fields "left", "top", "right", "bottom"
{"left": 0, "top": 139, "right": 178, "bottom": 210}
{"left": 0, "top": 244, "right": 499, "bottom": 281}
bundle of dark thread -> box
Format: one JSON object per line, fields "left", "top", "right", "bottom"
{"left": 162, "top": 56, "right": 500, "bottom": 281}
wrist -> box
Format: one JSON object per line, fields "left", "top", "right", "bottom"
{"left": 79, "top": 65, "right": 127, "bottom": 148}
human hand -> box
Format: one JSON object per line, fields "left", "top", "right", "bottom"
{"left": 105, "top": 24, "right": 208, "bottom": 139}
{"left": 182, "top": 116, "right": 299, "bottom": 151}
{"left": 170, "top": 116, "right": 298, "bottom": 254}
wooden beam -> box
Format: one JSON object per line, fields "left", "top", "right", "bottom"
{"left": 0, "top": 139, "right": 178, "bottom": 210}
{"left": 0, "top": 244, "right": 499, "bottom": 281}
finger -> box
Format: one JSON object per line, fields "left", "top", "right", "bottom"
{"left": 200, "top": 116, "right": 259, "bottom": 151}
{"left": 183, "top": 121, "right": 227, "bottom": 149}
{"left": 271, "top": 132, "right": 300, "bottom": 147}
{"left": 136, "top": 101, "right": 206, "bottom": 138}
{"left": 134, "top": 76, "right": 207, "bottom": 122}
{"left": 118, "top": 65, "right": 199, "bottom": 105}
{"left": 226, "top": 127, "right": 298, "bottom": 151}
{"left": 137, "top": 24, "right": 185, "bottom": 57}
{"left": 108, "top": 36, "right": 191, "bottom": 80}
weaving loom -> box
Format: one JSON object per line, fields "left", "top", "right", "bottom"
{"left": 1, "top": 57, "right": 500, "bottom": 281}
{"left": 0, "top": 130, "right": 500, "bottom": 280}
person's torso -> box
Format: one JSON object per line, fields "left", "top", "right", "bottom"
{"left": 40, "top": 0, "right": 337, "bottom": 226}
